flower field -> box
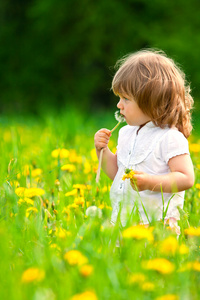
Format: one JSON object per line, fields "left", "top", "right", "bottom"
{"left": 1, "top": 109, "right": 200, "bottom": 300}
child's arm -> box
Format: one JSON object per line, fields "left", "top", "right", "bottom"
{"left": 131, "top": 154, "right": 194, "bottom": 193}
{"left": 94, "top": 129, "right": 118, "bottom": 180}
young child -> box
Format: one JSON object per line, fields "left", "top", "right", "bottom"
{"left": 94, "top": 49, "right": 194, "bottom": 229}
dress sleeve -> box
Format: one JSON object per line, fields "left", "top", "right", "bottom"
{"left": 158, "top": 129, "right": 190, "bottom": 164}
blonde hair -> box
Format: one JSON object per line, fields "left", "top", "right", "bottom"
{"left": 112, "top": 49, "right": 193, "bottom": 138}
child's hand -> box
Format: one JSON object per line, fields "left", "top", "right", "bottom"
{"left": 130, "top": 171, "right": 151, "bottom": 191}
{"left": 94, "top": 129, "right": 111, "bottom": 151}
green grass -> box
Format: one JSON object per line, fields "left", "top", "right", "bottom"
{"left": 0, "top": 108, "right": 200, "bottom": 300}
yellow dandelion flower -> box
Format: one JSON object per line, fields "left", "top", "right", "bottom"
{"left": 179, "top": 261, "right": 200, "bottom": 272}
{"left": 84, "top": 161, "right": 91, "bottom": 174}
{"left": 15, "top": 187, "right": 45, "bottom": 198}
{"left": 155, "top": 295, "right": 179, "bottom": 300}
{"left": 179, "top": 244, "right": 189, "bottom": 255}
{"left": 122, "top": 225, "right": 154, "bottom": 242}
{"left": 57, "top": 228, "right": 72, "bottom": 239}
{"left": 70, "top": 291, "right": 98, "bottom": 300}
{"left": 184, "top": 227, "right": 200, "bottom": 236}
{"left": 69, "top": 149, "right": 82, "bottom": 163}
{"left": 64, "top": 250, "right": 88, "bottom": 266}
{"left": 90, "top": 148, "right": 98, "bottom": 162}
{"left": 128, "top": 273, "right": 146, "bottom": 285}
{"left": 80, "top": 264, "right": 93, "bottom": 277}
{"left": 122, "top": 168, "right": 135, "bottom": 181}
{"left": 159, "top": 236, "right": 179, "bottom": 256}
{"left": 74, "top": 197, "right": 85, "bottom": 207}
{"left": 112, "top": 146, "right": 117, "bottom": 154}
{"left": 65, "top": 189, "right": 78, "bottom": 197}
{"left": 192, "top": 261, "right": 200, "bottom": 271}
{"left": 61, "top": 164, "right": 76, "bottom": 172}
{"left": 143, "top": 258, "right": 175, "bottom": 274}
{"left": 31, "top": 168, "right": 43, "bottom": 177}
{"left": 98, "top": 204, "right": 104, "bottom": 210}
{"left": 21, "top": 267, "right": 45, "bottom": 283}
{"left": 18, "top": 197, "right": 34, "bottom": 206}
{"left": 189, "top": 143, "right": 200, "bottom": 153}
{"left": 24, "top": 188, "right": 45, "bottom": 198}
{"left": 15, "top": 187, "right": 26, "bottom": 197}
{"left": 141, "top": 281, "right": 155, "bottom": 291}
{"left": 56, "top": 227, "right": 71, "bottom": 239}
{"left": 180, "top": 261, "right": 200, "bottom": 272}
{"left": 98, "top": 203, "right": 112, "bottom": 210}
{"left": 51, "top": 148, "right": 69, "bottom": 159}
{"left": 73, "top": 184, "right": 91, "bottom": 190}
{"left": 195, "top": 183, "right": 200, "bottom": 189}
{"left": 101, "top": 185, "right": 111, "bottom": 193}
{"left": 67, "top": 203, "right": 79, "bottom": 209}
{"left": 26, "top": 207, "right": 38, "bottom": 218}
{"left": 68, "top": 149, "right": 77, "bottom": 161}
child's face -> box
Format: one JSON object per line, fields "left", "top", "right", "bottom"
{"left": 117, "top": 94, "right": 151, "bottom": 126}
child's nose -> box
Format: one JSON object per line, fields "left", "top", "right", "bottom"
{"left": 117, "top": 99, "right": 123, "bottom": 109}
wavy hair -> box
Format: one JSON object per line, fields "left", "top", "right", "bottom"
{"left": 112, "top": 49, "right": 193, "bottom": 138}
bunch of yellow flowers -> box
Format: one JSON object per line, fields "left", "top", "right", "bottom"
{"left": 122, "top": 168, "right": 135, "bottom": 181}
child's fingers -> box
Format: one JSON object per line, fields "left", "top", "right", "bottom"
{"left": 132, "top": 170, "right": 143, "bottom": 175}
{"left": 130, "top": 172, "right": 149, "bottom": 191}
{"left": 94, "top": 128, "right": 111, "bottom": 150}
{"left": 95, "top": 128, "right": 111, "bottom": 139}
{"left": 94, "top": 132, "right": 110, "bottom": 146}
{"left": 98, "top": 128, "right": 111, "bottom": 137}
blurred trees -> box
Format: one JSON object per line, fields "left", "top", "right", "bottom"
{"left": 0, "top": 0, "right": 200, "bottom": 113}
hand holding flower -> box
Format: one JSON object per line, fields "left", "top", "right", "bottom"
{"left": 122, "top": 168, "right": 151, "bottom": 191}
{"left": 130, "top": 171, "right": 151, "bottom": 191}
{"left": 95, "top": 111, "right": 125, "bottom": 183}
{"left": 94, "top": 129, "right": 111, "bottom": 152}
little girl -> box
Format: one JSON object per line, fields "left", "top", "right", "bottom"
{"left": 94, "top": 49, "right": 194, "bottom": 229}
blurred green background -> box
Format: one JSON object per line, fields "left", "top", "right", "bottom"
{"left": 1, "top": 0, "right": 200, "bottom": 128}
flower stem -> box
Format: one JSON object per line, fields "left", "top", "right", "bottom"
{"left": 96, "top": 148, "right": 104, "bottom": 183}
{"left": 110, "top": 121, "right": 121, "bottom": 133}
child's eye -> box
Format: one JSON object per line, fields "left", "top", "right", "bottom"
{"left": 118, "top": 95, "right": 130, "bottom": 101}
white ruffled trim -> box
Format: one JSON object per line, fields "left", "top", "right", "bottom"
{"left": 165, "top": 151, "right": 189, "bottom": 164}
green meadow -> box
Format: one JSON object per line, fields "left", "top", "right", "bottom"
{"left": 0, "top": 108, "right": 200, "bottom": 300}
